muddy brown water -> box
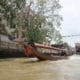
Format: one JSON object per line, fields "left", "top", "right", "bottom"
{"left": 0, "top": 55, "right": 80, "bottom": 80}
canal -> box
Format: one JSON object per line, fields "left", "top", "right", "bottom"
{"left": 0, "top": 55, "right": 80, "bottom": 80}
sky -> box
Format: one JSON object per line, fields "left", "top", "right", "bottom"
{"left": 60, "top": 0, "right": 80, "bottom": 47}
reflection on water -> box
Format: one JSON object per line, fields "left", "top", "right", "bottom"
{"left": 0, "top": 55, "right": 80, "bottom": 80}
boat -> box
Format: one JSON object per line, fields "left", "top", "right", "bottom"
{"left": 23, "top": 42, "right": 68, "bottom": 61}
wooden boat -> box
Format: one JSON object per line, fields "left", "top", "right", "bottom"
{"left": 23, "top": 42, "right": 68, "bottom": 61}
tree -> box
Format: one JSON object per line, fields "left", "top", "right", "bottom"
{"left": 0, "top": 0, "right": 63, "bottom": 44}
{"left": 24, "top": 0, "right": 63, "bottom": 43}
{"left": 24, "top": 13, "right": 47, "bottom": 43}
{"left": 0, "top": 0, "right": 26, "bottom": 34}
{"left": 53, "top": 30, "right": 63, "bottom": 44}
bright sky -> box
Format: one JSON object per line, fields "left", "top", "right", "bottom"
{"left": 60, "top": 0, "right": 80, "bottom": 47}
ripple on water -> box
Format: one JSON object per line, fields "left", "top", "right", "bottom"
{"left": 0, "top": 56, "right": 80, "bottom": 80}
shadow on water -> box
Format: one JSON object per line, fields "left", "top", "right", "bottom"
{"left": 0, "top": 58, "right": 15, "bottom": 62}
{"left": 1, "top": 54, "right": 80, "bottom": 63}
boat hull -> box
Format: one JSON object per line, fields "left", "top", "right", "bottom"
{"left": 24, "top": 44, "right": 68, "bottom": 61}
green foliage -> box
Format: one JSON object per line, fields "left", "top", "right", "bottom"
{"left": 0, "top": 0, "right": 26, "bottom": 28}
{"left": 35, "top": 0, "right": 63, "bottom": 43}
{"left": 24, "top": 14, "right": 47, "bottom": 43}
{"left": 0, "top": 0, "right": 63, "bottom": 44}
{"left": 53, "top": 30, "right": 63, "bottom": 44}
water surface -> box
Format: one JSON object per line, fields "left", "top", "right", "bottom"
{"left": 0, "top": 55, "right": 80, "bottom": 80}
